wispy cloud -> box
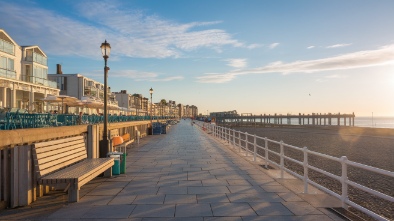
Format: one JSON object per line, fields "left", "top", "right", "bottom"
{"left": 197, "top": 44, "right": 394, "bottom": 83}
{"left": 87, "top": 69, "right": 183, "bottom": 82}
{"left": 0, "top": 1, "right": 245, "bottom": 59}
{"left": 246, "top": 43, "right": 263, "bottom": 49}
{"left": 225, "top": 59, "right": 247, "bottom": 68}
{"left": 307, "top": 46, "right": 315, "bottom": 49}
{"left": 326, "top": 43, "right": 352, "bottom": 48}
{"left": 196, "top": 73, "right": 237, "bottom": 83}
{"left": 269, "top": 43, "right": 280, "bottom": 49}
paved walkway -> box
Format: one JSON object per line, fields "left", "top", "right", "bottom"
{"left": 0, "top": 120, "right": 344, "bottom": 221}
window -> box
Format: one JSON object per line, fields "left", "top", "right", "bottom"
{"left": 0, "top": 56, "right": 14, "bottom": 71}
{"left": 0, "top": 56, "right": 6, "bottom": 69}
{"left": 56, "top": 77, "right": 67, "bottom": 90}
{"left": 8, "top": 58, "right": 14, "bottom": 71}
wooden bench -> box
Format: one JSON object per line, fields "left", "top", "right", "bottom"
{"left": 121, "top": 133, "right": 134, "bottom": 147}
{"left": 32, "top": 136, "right": 114, "bottom": 202}
{"left": 111, "top": 132, "right": 135, "bottom": 153}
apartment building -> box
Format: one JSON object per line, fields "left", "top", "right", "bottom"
{"left": 183, "top": 105, "right": 198, "bottom": 118}
{"left": 114, "top": 90, "right": 136, "bottom": 115}
{"left": 0, "top": 29, "right": 59, "bottom": 112}
{"left": 48, "top": 64, "right": 118, "bottom": 113}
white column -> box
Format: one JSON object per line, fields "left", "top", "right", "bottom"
{"left": 29, "top": 86, "right": 34, "bottom": 112}
{"left": 11, "top": 83, "right": 17, "bottom": 108}
{"left": 1, "top": 87, "right": 6, "bottom": 107}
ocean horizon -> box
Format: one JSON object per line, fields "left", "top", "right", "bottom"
{"left": 354, "top": 116, "right": 394, "bottom": 129}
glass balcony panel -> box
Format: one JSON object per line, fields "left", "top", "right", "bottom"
{"left": 25, "top": 52, "right": 48, "bottom": 66}
{"left": 0, "top": 40, "right": 15, "bottom": 55}
{"left": 0, "top": 68, "right": 16, "bottom": 79}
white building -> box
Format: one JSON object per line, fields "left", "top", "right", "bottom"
{"left": 0, "top": 29, "right": 59, "bottom": 112}
{"left": 48, "top": 65, "right": 118, "bottom": 114}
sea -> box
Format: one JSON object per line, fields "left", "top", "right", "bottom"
{"left": 354, "top": 116, "right": 394, "bottom": 129}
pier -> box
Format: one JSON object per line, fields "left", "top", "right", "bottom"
{"left": 214, "top": 112, "right": 356, "bottom": 127}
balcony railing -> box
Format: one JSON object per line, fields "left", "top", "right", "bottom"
{"left": 0, "top": 40, "right": 14, "bottom": 55}
{"left": 0, "top": 68, "right": 16, "bottom": 79}
{"left": 20, "top": 75, "right": 57, "bottom": 89}
{"left": 25, "top": 53, "right": 47, "bottom": 66}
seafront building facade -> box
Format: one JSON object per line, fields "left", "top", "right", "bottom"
{"left": 0, "top": 29, "right": 59, "bottom": 112}
{"left": 183, "top": 105, "right": 198, "bottom": 118}
{"left": 1, "top": 29, "right": 199, "bottom": 117}
{"left": 114, "top": 90, "right": 155, "bottom": 116}
{"left": 48, "top": 64, "right": 119, "bottom": 114}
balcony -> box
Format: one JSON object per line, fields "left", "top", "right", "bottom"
{"left": 0, "top": 67, "right": 16, "bottom": 79}
{"left": 0, "top": 39, "right": 14, "bottom": 55}
{"left": 20, "top": 75, "right": 57, "bottom": 89}
{"left": 25, "top": 52, "right": 47, "bottom": 66}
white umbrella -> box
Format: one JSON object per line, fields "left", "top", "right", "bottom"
{"left": 41, "top": 95, "right": 78, "bottom": 114}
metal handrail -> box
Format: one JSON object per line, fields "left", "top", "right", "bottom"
{"left": 201, "top": 122, "right": 393, "bottom": 221}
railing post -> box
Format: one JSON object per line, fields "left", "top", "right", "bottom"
{"left": 232, "top": 129, "right": 236, "bottom": 148}
{"left": 280, "top": 141, "right": 284, "bottom": 179}
{"left": 216, "top": 126, "right": 218, "bottom": 138}
{"left": 238, "top": 131, "right": 241, "bottom": 153}
{"left": 245, "top": 132, "right": 248, "bottom": 156}
{"left": 303, "top": 146, "right": 308, "bottom": 193}
{"left": 264, "top": 137, "right": 269, "bottom": 169}
{"left": 224, "top": 127, "right": 228, "bottom": 142}
{"left": 341, "top": 156, "right": 349, "bottom": 208}
{"left": 226, "top": 127, "right": 229, "bottom": 143}
{"left": 253, "top": 134, "right": 257, "bottom": 162}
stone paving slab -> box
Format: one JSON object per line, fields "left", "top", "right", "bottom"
{"left": 0, "top": 120, "right": 344, "bottom": 220}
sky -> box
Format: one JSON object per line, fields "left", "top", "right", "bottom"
{"left": 1, "top": 0, "right": 394, "bottom": 117}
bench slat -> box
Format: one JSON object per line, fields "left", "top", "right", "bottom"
{"left": 32, "top": 136, "right": 88, "bottom": 177}
{"left": 38, "top": 155, "right": 87, "bottom": 177}
{"left": 40, "top": 159, "right": 114, "bottom": 184}
{"left": 34, "top": 136, "right": 84, "bottom": 150}
{"left": 77, "top": 160, "right": 114, "bottom": 188}
{"left": 36, "top": 143, "right": 86, "bottom": 167}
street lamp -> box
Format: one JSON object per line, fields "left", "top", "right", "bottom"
{"left": 149, "top": 87, "right": 153, "bottom": 135}
{"left": 100, "top": 40, "right": 111, "bottom": 158}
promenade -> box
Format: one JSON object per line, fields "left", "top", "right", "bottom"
{"left": 0, "top": 120, "right": 344, "bottom": 221}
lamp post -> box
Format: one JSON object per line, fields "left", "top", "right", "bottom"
{"left": 100, "top": 40, "right": 111, "bottom": 158}
{"left": 149, "top": 87, "right": 153, "bottom": 135}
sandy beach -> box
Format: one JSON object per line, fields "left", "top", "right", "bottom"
{"left": 232, "top": 126, "right": 394, "bottom": 220}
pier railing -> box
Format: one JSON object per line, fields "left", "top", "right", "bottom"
{"left": 200, "top": 122, "right": 393, "bottom": 221}
{"left": 215, "top": 112, "right": 356, "bottom": 127}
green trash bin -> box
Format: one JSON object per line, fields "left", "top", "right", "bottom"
{"left": 108, "top": 153, "right": 121, "bottom": 175}
{"left": 113, "top": 143, "right": 127, "bottom": 174}
{"left": 120, "top": 152, "right": 126, "bottom": 174}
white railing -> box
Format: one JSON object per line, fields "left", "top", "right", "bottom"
{"left": 199, "top": 122, "right": 393, "bottom": 221}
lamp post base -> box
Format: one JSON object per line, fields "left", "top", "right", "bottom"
{"left": 99, "top": 139, "right": 109, "bottom": 158}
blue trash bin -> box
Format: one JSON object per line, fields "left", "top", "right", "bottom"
{"left": 161, "top": 124, "right": 167, "bottom": 134}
